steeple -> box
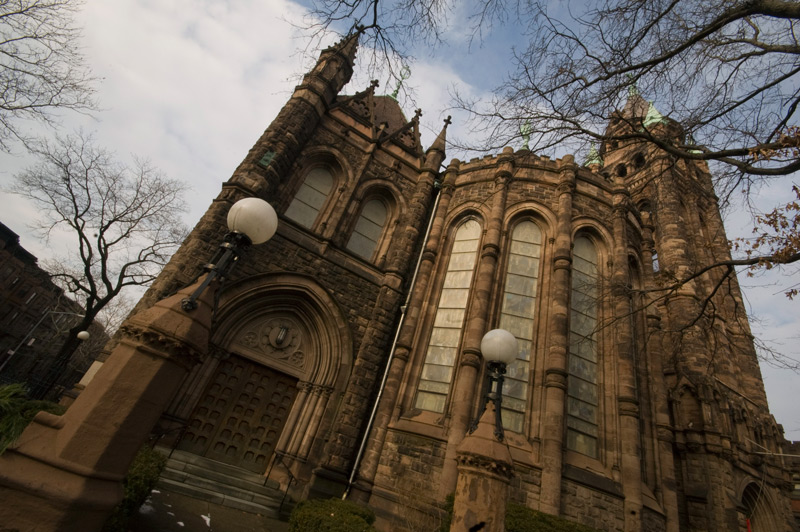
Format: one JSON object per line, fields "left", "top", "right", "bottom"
{"left": 621, "top": 78, "right": 649, "bottom": 119}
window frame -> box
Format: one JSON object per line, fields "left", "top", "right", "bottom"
{"left": 345, "top": 193, "right": 394, "bottom": 265}
{"left": 565, "top": 232, "right": 605, "bottom": 460}
{"left": 412, "top": 217, "right": 484, "bottom": 415}
{"left": 494, "top": 218, "right": 546, "bottom": 434}
{"left": 283, "top": 164, "right": 339, "bottom": 232}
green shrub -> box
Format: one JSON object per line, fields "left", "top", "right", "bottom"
{"left": 0, "top": 383, "right": 65, "bottom": 454}
{"left": 102, "top": 446, "right": 167, "bottom": 531}
{"left": 506, "top": 502, "right": 603, "bottom": 532}
{"left": 437, "top": 493, "right": 454, "bottom": 532}
{"left": 437, "top": 495, "right": 602, "bottom": 532}
{"left": 289, "top": 498, "right": 378, "bottom": 532}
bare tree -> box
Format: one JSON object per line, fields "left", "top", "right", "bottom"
{"left": 306, "top": 0, "right": 800, "bottom": 262}
{"left": 9, "top": 132, "right": 188, "bottom": 398}
{"left": 0, "top": 0, "right": 96, "bottom": 149}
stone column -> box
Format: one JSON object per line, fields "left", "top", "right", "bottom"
{"left": 450, "top": 402, "right": 513, "bottom": 532}
{"left": 539, "top": 155, "right": 577, "bottom": 514}
{"left": 351, "top": 160, "right": 460, "bottom": 500}
{"left": 440, "top": 147, "right": 513, "bottom": 495}
{"left": 0, "top": 278, "right": 217, "bottom": 532}
{"left": 610, "top": 178, "right": 643, "bottom": 532}
{"left": 641, "top": 218, "right": 681, "bottom": 532}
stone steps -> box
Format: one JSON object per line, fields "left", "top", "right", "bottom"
{"left": 156, "top": 448, "right": 291, "bottom": 519}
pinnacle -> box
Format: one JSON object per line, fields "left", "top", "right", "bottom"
{"left": 426, "top": 115, "right": 451, "bottom": 159}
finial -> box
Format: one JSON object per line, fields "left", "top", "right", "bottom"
{"left": 390, "top": 64, "right": 411, "bottom": 100}
{"left": 414, "top": 108, "right": 423, "bottom": 121}
{"left": 520, "top": 120, "right": 532, "bottom": 150}
{"left": 686, "top": 133, "right": 703, "bottom": 154}
{"left": 444, "top": 115, "right": 452, "bottom": 127}
{"left": 627, "top": 73, "right": 639, "bottom": 98}
{"left": 584, "top": 143, "right": 604, "bottom": 167}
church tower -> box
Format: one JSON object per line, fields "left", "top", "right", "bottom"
{"left": 140, "top": 36, "right": 795, "bottom": 532}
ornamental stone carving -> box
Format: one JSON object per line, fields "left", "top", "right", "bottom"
{"left": 234, "top": 317, "right": 306, "bottom": 371}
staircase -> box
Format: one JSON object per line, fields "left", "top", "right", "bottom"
{"left": 156, "top": 448, "right": 292, "bottom": 519}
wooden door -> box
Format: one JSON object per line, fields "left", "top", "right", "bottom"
{"left": 179, "top": 355, "right": 298, "bottom": 473}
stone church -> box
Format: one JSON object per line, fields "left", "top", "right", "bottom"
{"left": 137, "top": 34, "right": 796, "bottom": 531}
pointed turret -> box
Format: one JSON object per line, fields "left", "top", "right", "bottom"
{"left": 302, "top": 31, "right": 360, "bottom": 106}
{"left": 424, "top": 115, "right": 450, "bottom": 168}
{"left": 621, "top": 78, "right": 649, "bottom": 119}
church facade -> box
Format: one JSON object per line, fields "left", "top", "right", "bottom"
{"left": 138, "top": 35, "right": 796, "bottom": 531}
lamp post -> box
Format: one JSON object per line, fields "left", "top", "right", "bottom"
{"left": 181, "top": 197, "right": 277, "bottom": 311}
{"left": 0, "top": 197, "right": 279, "bottom": 532}
{"left": 475, "top": 328, "right": 518, "bottom": 441}
{"left": 450, "top": 328, "right": 518, "bottom": 532}
{"left": 0, "top": 311, "right": 90, "bottom": 376}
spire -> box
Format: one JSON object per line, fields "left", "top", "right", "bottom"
{"left": 326, "top": 30, "right": 360, "bottom": 68}
{"left": 583, "top": 143, "right": 603, "bottom": 167}
{"left": 622, "top": 75, "right": 649, "bottom": 119}
{"left": 306, "top": 31, "right": 360, "bottom": 98}
{"left": 426, "top": 115, "right": 451, "bottom": 159}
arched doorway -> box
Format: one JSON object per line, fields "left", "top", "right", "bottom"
{"left": 178, "top": 356, "right": 298, "bottom": 473}
{"left": 174, "top": 274, "right": 353, "bottom": 475}
{"left": 741, "top": 482, "right": 779, "bottom": 531}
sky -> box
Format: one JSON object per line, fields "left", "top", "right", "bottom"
{"left": 0, "top": 0, "right": 797, "bottom": 439}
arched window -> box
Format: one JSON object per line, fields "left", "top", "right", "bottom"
{"left": 497, "top": 220, "right": 542, "bottom": 432}
{"left": 284, "top": 167, "right": 334, "bottom": 229}
{"left": 347, "top": 199, "right": 388, "bottom": 260}
{"left": 415, "top": 219, "right": 482, "bottom": 413}
{"left": 567, "top": 236, "right": 600, "bottom": 457}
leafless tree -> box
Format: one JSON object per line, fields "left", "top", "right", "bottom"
{"left": 9, "top": 132, "right": 188, "bottom": 398}
{"left": 306, "top": 0, "right": 800, "bottom": 258}
{"left": 0, "top": 0, "right": 96, "bottom": 150}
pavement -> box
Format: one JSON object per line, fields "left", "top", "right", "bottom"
{"left": 127, "top": 487, "right": 290, "bottom": 532}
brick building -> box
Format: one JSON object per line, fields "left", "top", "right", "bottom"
{"left": 140, "top": 35, "right": 796, "bottom": 531}
{"left": 0, "top": 222, "right": 108, "bottom": 396}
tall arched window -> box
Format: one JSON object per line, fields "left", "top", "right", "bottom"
{"left": 497, "top": 220, "right": 542, "bottom": 432}
{"left": 347, "top": 199, "right": 388, "bottom": 260}
{"left": 415, "top": 219, "right": 482, "bottom": 413}
{"left": 284, "top": 167, "right": 334, "bottom": 229}
{"left": 567, "top": 236, "right": 600, "bottom": 457}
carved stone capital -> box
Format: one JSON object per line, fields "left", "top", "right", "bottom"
{"left": 456, "top": 451, "right": 514, "bottom": 480}
{"left": 119, "top": 323, "right": 204, "bottom": 371}
{"left": 461, "top": 349, "right": 482, "bottom": 369}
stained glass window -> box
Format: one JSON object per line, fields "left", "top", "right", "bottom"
{"left": 284, "top": 167, "right": 334, "bottom": 228}
{"left": 567, "top": 236, "right": 599, "bottom": 457}
{"left": 347, "top": 199, "right": 388, "bottom": 260}
{"left": 497, "top": 221, "right": 542, "bottom": 432}
{"left": 415, "top": 220, "right": 481, "bottom": 413}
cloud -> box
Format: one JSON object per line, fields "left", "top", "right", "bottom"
{"left": 0, "top": 0, "right": 795, "bottom": 438}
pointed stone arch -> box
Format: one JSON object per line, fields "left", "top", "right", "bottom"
{"left": 212, "top": 273, "right": 354, "bottom": 461}
{"left": 169, "top": 273, "right": 353, "bottom": 473}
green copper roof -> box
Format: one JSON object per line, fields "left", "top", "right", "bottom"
{"left": 642, "top": 101, "right": 666, "bottom": 128}
{"left": 584, "top": 143, "right": 603, "bottom": 167}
